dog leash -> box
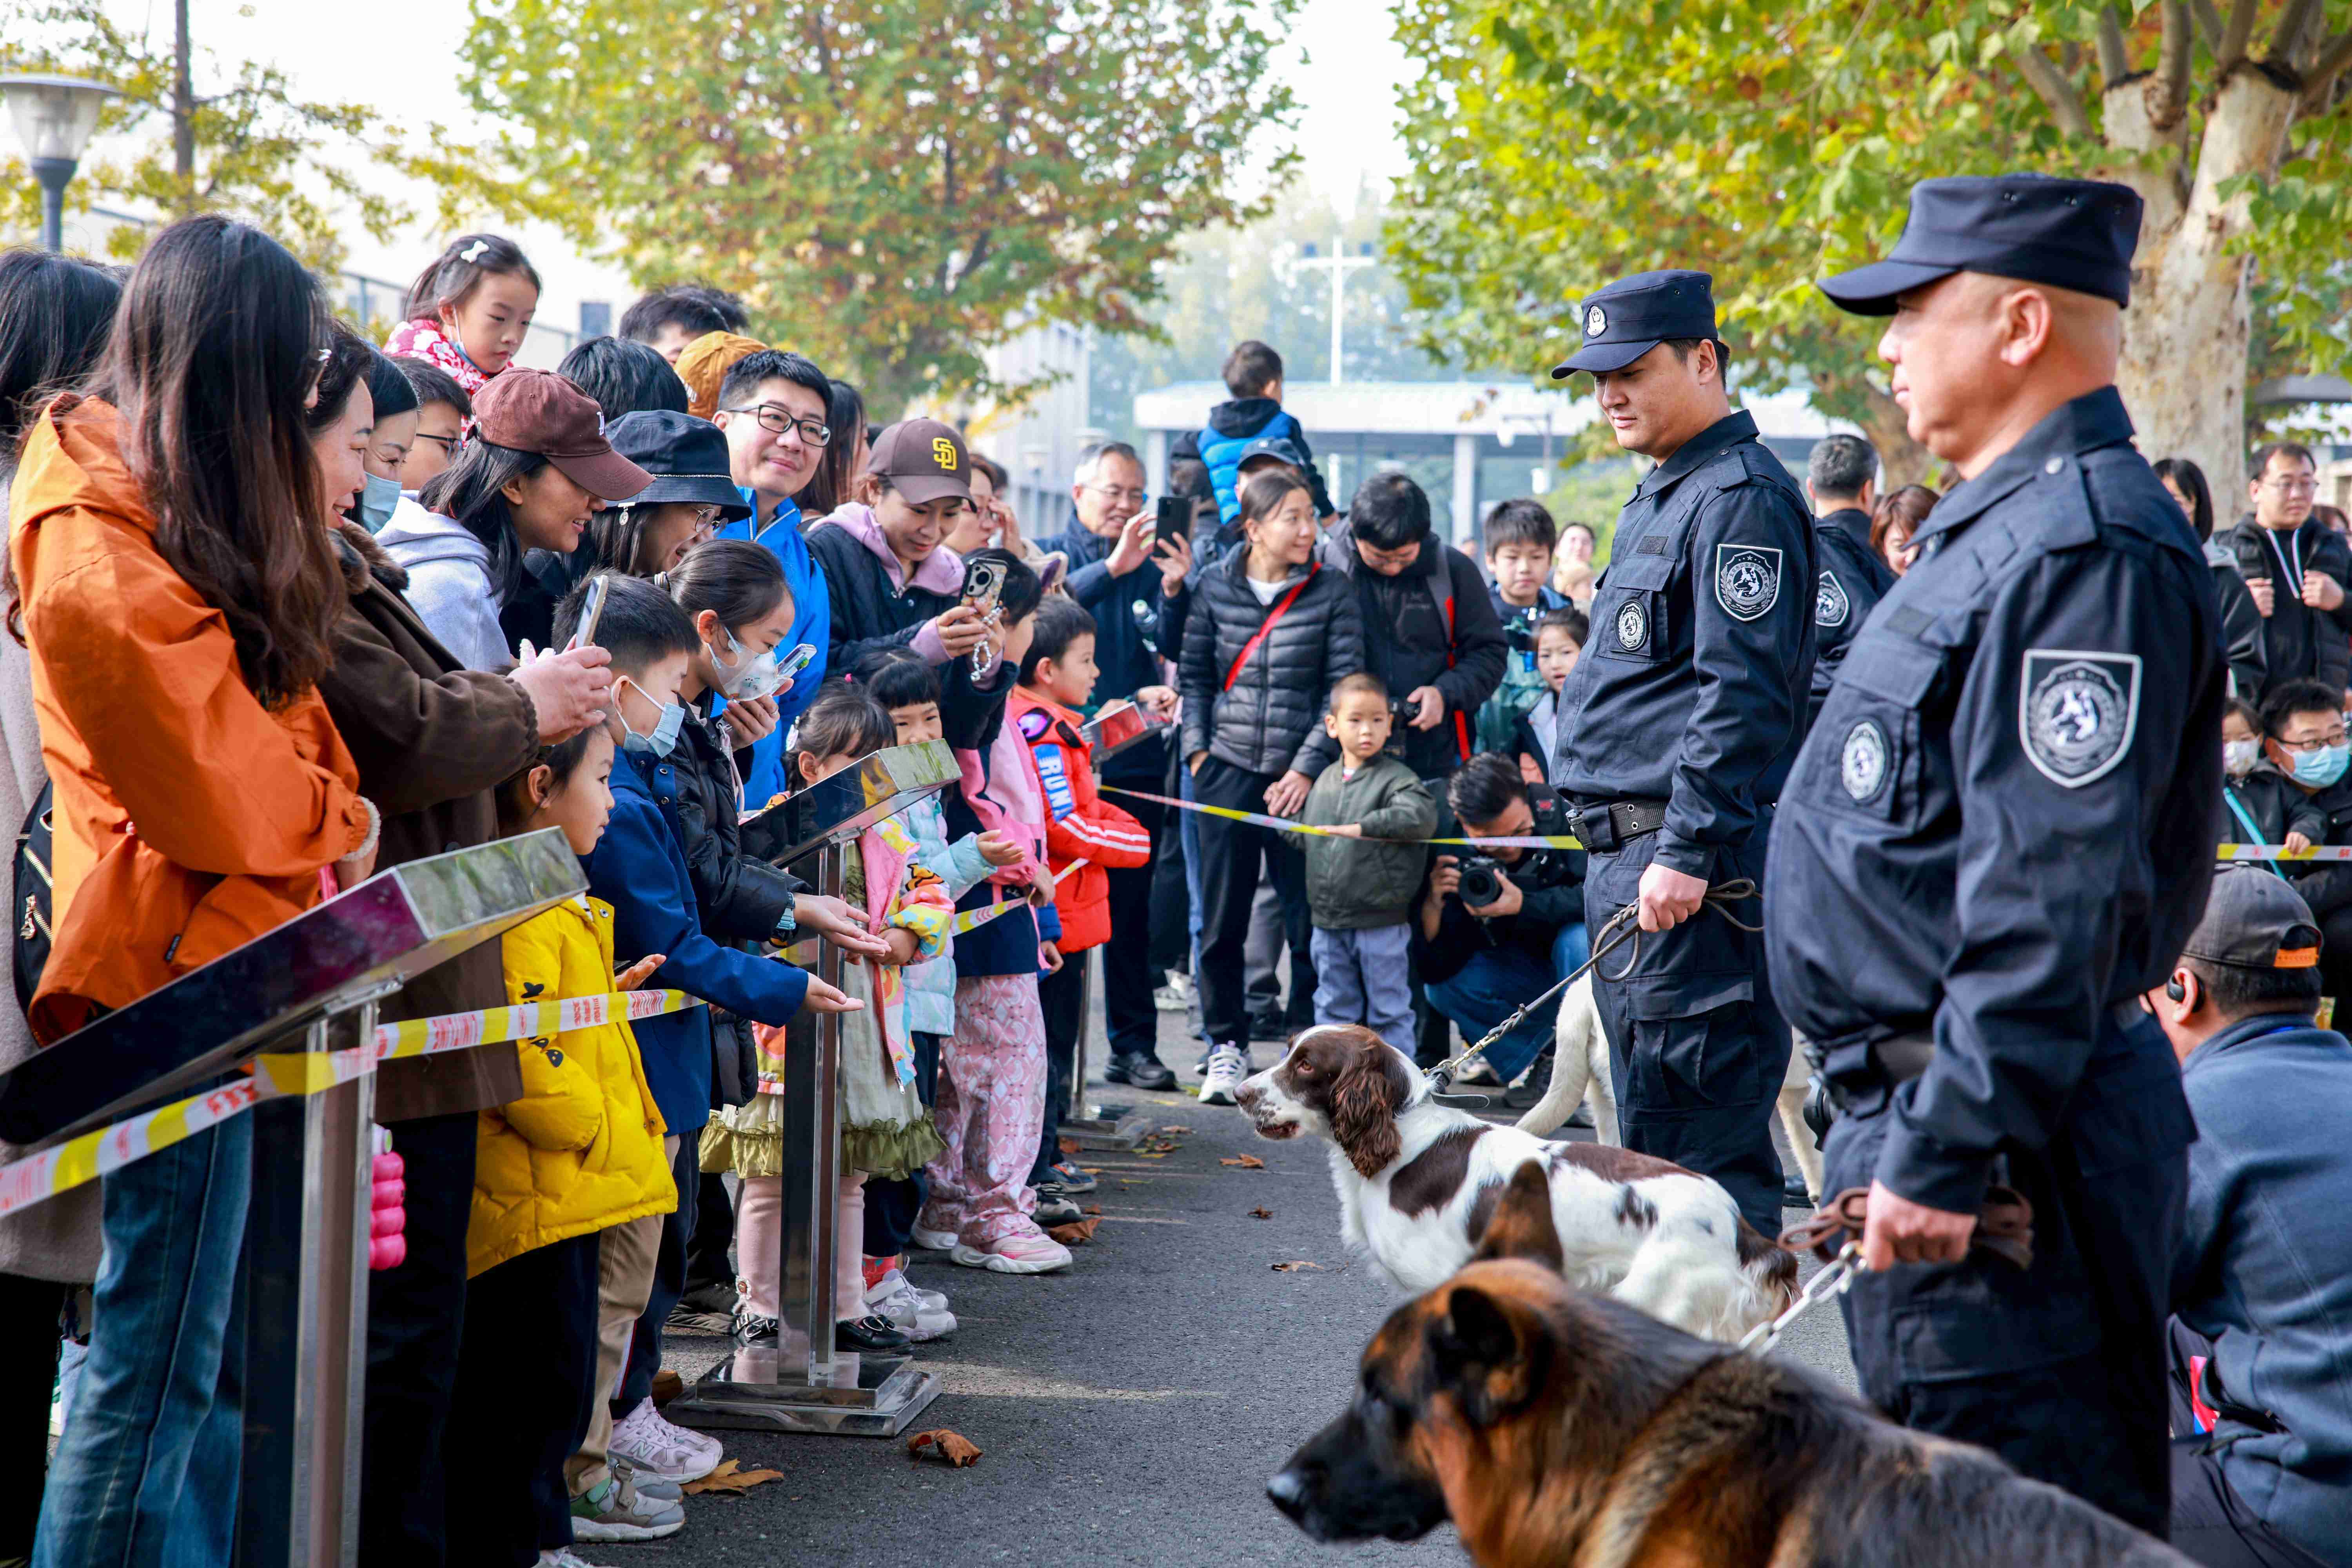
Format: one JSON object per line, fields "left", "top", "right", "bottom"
{"left": 1739, "top": 1185, "right": 2039, "bottom": 1358}
{"left": 1428, "top": 880, "right": 1762, "bottom": 1100}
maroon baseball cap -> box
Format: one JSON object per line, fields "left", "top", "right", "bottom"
{"left": 472, "top": 367, "right": 654, "bottom": 502}
{"left": 867, "top": 419, "right": 972, "bottom": 506}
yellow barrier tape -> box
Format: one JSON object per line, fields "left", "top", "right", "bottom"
{"left": 1103, "top": 786, "right": 1585, "bottom": 850}
{"left": 0, "top": 989, "right": 708, "bottom": 1220}
{"left": 2217, "top": 843, "right": 2352, "bottom": 862}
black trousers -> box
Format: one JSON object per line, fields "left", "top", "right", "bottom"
{"left": 1193, "top": 755, "right": 1310, "bottom": 1052}
{"left": 1148, "top": 748, "right": 1192, "bottom": 975}
{"left": 0, "top": 1273, "right": 66, "bottom": 1559}
{"left": 1103, "top": 788, "right": 1168, "bottom": 1060}
{"left": 1581, "top": 824, "right": 1785, "bottom": 1233}
{"left": 446, "top": 1229, "right": 602, "bottom": 1564}
{"left": 1031, "top": 948, "right": 1091, "bottom": 1185}
{"left": 863, "top": 1030, "right": 942, "bottom": 1258}
{"left": 1824, "top": 1024, "right": 2189, "bottom": 1539}
{"left": 359, "top": 1110, "right": 477, "bottom": 1568}
{"left": 682, "top": 1171, "right": 734, "bottom": 1296}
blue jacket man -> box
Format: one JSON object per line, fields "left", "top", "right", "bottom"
{"left": 1766, "top": 175, "right": 2222, "bottom": 1535}
{"left": 1549, "top": 270, "right": 1815, "bottom": 1237}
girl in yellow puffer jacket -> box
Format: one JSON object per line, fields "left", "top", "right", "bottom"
{"left": 448, "top": 724, "right": 680, "bottom": 1561}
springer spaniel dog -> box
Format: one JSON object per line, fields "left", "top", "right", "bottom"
{"left": 1234, "top": 1025, "right": 1797, "bottom": 1343}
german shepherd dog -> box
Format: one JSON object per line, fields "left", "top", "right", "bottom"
{"left": 1268, "top": 1161, "right": 2192, "bottom": 1567}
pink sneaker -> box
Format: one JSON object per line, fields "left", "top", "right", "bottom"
{"left": 951, "top": 1229, "right": 1073, "bottom": 1274}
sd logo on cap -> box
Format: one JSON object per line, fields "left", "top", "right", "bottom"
{"left": 867, "top": 418, "right": 972, "bottom": 505}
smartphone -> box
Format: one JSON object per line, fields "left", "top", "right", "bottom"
{"left": 567, "top": 574, "right": 606, "bottom": 651}
{"left": 961, "top": 555, "right": 1005, "bottom": 617}
{"left": 1155, "top": 495, "right": 1191, "bottom": 539}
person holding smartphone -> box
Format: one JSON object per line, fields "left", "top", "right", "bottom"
{"left": 1029, "top": 441, "right": 1194, "bottom": 1088}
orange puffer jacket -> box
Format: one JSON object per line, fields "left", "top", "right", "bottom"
{"left": 1007, "top": 688, "right": 1150, "bottom": 953}
{"left": 7, "top": 397, "right": 372, "bottom": 1040}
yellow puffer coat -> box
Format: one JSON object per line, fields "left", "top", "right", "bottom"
{"left": 468, "top": 895, "right": 675, "bottom": 1277}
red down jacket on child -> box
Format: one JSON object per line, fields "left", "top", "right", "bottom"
{"left": 1007, "top": 689, "right": 1150, "bottom": 953}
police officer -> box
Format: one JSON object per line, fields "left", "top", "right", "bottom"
{"left": 1765, "top": 175, "right": 2222, "bottom": 1536}
{"left": 1549, "top": 271, "right": 1815, "bottom": 1235}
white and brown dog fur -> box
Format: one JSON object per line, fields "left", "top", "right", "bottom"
{"left": 1234, "top": 1025, "right": 1798, "bottom": 1343}
{"left": 1514, "top": 972, "right": 1824, "bottom": 1203}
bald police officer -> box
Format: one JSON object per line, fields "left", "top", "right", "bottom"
{"left": 1549, "top": 272, "right": 1815, "bottom": 1235}
{"left": 1765, "top": 176, "right": 2223, "bottom": 1535}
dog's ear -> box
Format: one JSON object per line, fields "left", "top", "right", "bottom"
{"left": 1427, "top": 1283, "right": 1550, "bottom": 1425}
{"left": 1331, "top": 1039, "right": 1405, "bottom": 1178}
{"left": 1473, "top": 1160, "right": 1564, "bottom": 1271}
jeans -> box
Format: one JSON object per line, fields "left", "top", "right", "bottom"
{"left": 1309, "top": 924, "right": 1415, "bottom": 1053}
{"left": 1423, "top": 945, "right": 1557, "bottom": 1085}
{"left": 35, "top": 1112, "right": 252, "bottom": 1568}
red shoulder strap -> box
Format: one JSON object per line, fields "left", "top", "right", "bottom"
{"left": 1223, "top": 564, "right": 1319, "bottom": 693}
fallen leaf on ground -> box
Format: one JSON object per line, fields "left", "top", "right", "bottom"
{"left": 1082, "top": 1204, "right": 1102, "bottom": 1215}
{"left": 1081, "top": 1167, "right": 1102, "bottom": 1174}
{"left": 1045, "top": 1217, "right": 1100, "bottom": 1244}
{"left": 1135, "top": 1150, "right": 1167, "bottom": 1160}
{"left": 1250, "top": 1207, "right": 1274, "bottom": 1220}
{"left": 1160, "top": 1125, "right": 1194, "bottom": 1134}
{"left": 1221, "top": 1154, "right": 1265, "bottom": 1169}
{"left": 1058, "top": 1138, "right": 1082, "bottom": 1156}
{"left": 684, "top": 1459, "right": 785, "bottom": 1495}
{"left": 1272, "top": 1260, "right": 1324, "bottom": 1273}
{"left": 908, "top": 1428, "right": 984, "bottom": 1467}
{"left": 650, "top": 1368, "right": 683, "bottom": 1406}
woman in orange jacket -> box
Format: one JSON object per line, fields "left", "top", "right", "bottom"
{"left": 9, "top": 216, "right": 378, "bottom": 1568}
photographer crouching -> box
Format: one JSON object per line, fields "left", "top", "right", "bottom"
{"left": 1415, "top": 754, "right": 1589, "bottom": 1091}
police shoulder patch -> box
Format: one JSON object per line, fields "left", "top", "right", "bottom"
{"left": 1815, "top": 570, "right": 1849, "bottom": 629}
{"left": 1840, "top": 719, "right": 1889, "bottom": 803}
{"left": 1016, "top": 708, "right": 1054, "bottom": 740}
{"left": 2020, "top": 649, "right": 2141, "bottom": 788}
{"left": 1714, "top": 543, "right": 1782, "bottom": 622}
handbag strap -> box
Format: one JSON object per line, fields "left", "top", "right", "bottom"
{"left": 1223, "top": 564, "right": 1318, "bottom": 693}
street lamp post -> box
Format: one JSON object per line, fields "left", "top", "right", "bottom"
{"left": 0, "top": 75, "right": 122, "bottom": 252}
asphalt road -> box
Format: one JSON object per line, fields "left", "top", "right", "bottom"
{"left": 636, "top": 997, "right": 1856, "bottom": 1568}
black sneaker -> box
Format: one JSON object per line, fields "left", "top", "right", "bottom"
{"left": 1504, "top": 1049, "right": 1555, "bottom": 1111}
{"left": 1034, "top": 1194, "right": 1085, "bottom": 1227}
{"left": 731, "top": 1305, "right": 779, "bottom": 1348}
{"left": 835, "top": 1314, "right": 911, "bottom": 1354}
{"left": 1246, "top": 1009, "right": 1287, "bottom": 1041}
{"left": 1103, "top": 1052, "right": 1176, "bottom": 1091}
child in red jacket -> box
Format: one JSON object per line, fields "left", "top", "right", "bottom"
{"left": 1009, "top": 599, "right": 1151, "bottom": 1205}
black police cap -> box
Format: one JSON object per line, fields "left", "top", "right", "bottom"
{"left": 1818, "top": 173, "right": 2143, "bottom": 316}
{"left": 1550, "top": 270, "right": 1721, "bottom": 379}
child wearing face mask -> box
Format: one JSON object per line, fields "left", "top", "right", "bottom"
{"left": 386, "top": 232, "right": 543, "bottom": 397}
{"left": 554, "top": 575, "right": 862, "bottom": 1498}
{"left": 845, "top": 648, "right": 1025, "bottom": 1336}
{"left": 2230, "top": 690, "right": 2330, "bottom": 882}
{"left": 702, "top": 685, "right": 953, "bottom": 1356}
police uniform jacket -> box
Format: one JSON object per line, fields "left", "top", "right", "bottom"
{"left": 1764, "top": 388, "right": 2221, "bottom": 1213}
{"left": 1808, "top": 513, "right": 1898, "bottom": 728}
{"left": 1552, "top": 409, "right": 1815, "bottom": 880}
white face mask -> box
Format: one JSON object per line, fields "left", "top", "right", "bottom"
{"left": 710, "top": 627, "right": 786, "bottom": 701}
{"left": 2224, "top": 739, "right": 2261, "bottom": 779}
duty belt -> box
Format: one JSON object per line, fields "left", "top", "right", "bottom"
{"left": 1570, "top": 797, "right": 1668, "bottom": 853}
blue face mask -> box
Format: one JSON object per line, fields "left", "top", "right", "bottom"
{"left": 2291, "top": 742, "right": 2350, "bottom": 788}
{"left": 617, "top": 675, "right": 686, "bottom": 758}
{"left": 357, "top": 471, "right": 402, "bottom": 533}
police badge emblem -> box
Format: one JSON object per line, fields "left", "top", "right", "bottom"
{"left": 2020, "top": 649, "right": 2141, "bottom": 788}
{"left": 1840, "top": 719, "right": 1888, "bottom": 803}
{"left": 1615, "top": 599, "right": 1647, "bottom": 652}
{"left": 1585, "top": 305, "right": 1607, "bottom": 338}
{"left": 1714, "top": 544, "right": 1782, "bottom": 621}
{"left": 1815, "top": 570, "right": 1849, "bottom": 629}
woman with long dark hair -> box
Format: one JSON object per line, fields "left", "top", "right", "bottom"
{"left": 0, "top": 245, "right": 119, "bottom": 1562}
{"left": 11, "top": 214, "right": 378, "bottom": 1566}
{"left": 796, "top": 377, "right": 868, "bottom": 519}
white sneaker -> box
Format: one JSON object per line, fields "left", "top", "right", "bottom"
{"left": 1198, "top": 1043, "right": 1248, "bottom": 1106}
{"left": 951, "top": 1229, "right": 1073, "bottom": 1274}
{"left": 541, "top": 1551, "right": 614, "bottom": 1568}
{"left": 1153, "top": 972, "right": 1196, "bottom": 1011}
{"left": 868, "top": 1276, "right": 958, "bottom": 1340}
{"left": 909, "top": 1220, "right": 959, "bottom": 1251}
{"left": 569, "top": 1470, "right": 685, "bottom": 1543}
{"left": 608, "top": 1396, "right": 721, "bottom": 1484}
{"left": 864, "top": 1266, "right": 948, "bottom": 1314}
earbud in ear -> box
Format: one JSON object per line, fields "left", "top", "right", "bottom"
{"left": 2165, "top": 975, "right": 2187, "bottom": 1003}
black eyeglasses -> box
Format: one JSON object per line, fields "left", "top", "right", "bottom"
{"left": 412, "top": 432, "right": 460, "bottom": 452}
{"left": 723, "top": 404, "right": 831, "bottom": 446}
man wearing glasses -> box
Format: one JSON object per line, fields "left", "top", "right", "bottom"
{"left": 713, "top": 347, "right": 838, "bottom": 806}
{"left": 1032, "top": 441, "right": 1192, "bottom": 1091}
{"left": 2221, "top": 441, "right": 2352, "bottom": 703}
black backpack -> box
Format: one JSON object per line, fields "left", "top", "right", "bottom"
{"left": 14, "top": 780, "right": 51, "bottom": 1013}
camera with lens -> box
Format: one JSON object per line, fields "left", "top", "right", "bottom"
{"left": 1455, "top": 853, "right": 1507, "bottom": 909}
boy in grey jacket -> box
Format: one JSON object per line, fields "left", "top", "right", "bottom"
{"left": 1301, "top": 673, "right": 1438, "bottom": 1052}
